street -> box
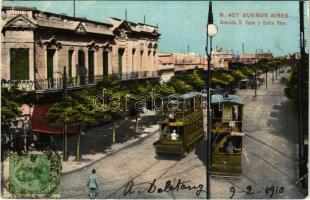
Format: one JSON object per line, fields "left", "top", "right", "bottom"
{"left": 61, "top": 128, "right": 207, "bottom": 199}
{"left": 1, "top": 2, "right": 308, "bottom": 199}
{"left": 211, "top": 70, "right": 305, "bottom": 199}
{"left": 60, "top": 70, "right": 305, "bottom": 199}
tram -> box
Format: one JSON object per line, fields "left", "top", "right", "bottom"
{"left": 239, "top": 79, "right": 250, "bottom": 89}
{"left": 211, "top": 93, "right": 244, "bottom": 175}
{"left": 153, "top": 92, "right": 204, "bottom": 155}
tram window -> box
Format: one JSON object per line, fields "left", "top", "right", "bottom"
{"left": 232, "top": 105, "right": 239, "bottom": 121}
{"left": 212, "top": 134, "right": 226, "bottom": 153}
{"left": 186, "top": 100, "right": 191, "bottom": 112}
{"left": 213, "top": 104, "right": 222, "bottom": 119}
{"left": 223, "top": 104, "right": 232, "bottom": 121}
{"left": 224, "top": 137, "right": 242, "bottom": 153}
{"left": 191, "top": 98, "right": 196, "bottom": 111}
{"left": 238, "top": 106, "right": 242, "bottom": 121}
{"left": 164, "top": 127, "right": 184, "bottom": 140}
{"left": 232, "top": 137, "right": 242, "bottom": 149}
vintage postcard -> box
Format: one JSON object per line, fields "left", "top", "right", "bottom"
{"left": 1, "top": 0, "right": 309, "bottom": 199}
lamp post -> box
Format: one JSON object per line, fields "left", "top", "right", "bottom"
{"left": 204, "top": 1, "right": 217, "bottom": 199}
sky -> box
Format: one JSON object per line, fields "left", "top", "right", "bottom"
{"left": 2, "top": 1, "right": 309, "bottom": 56}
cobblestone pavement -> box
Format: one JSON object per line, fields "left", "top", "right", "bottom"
{"left": 60, "top": 70, "right": 306, "bottom": 199}
{"left": 210, "top": 70, "right": 306, "bottom": 199}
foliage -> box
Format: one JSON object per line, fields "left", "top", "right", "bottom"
{"left": 284, "top": 55, "right": 308, "bottom": 115}
{"left": 211, "top": 70, "right": 236, "bottom": 87}
{"left": 46, "top": 90, "right": 112, "bottom": 161}
{"left": 1, "top": 95, "right": 22, "bottom": 128}
{"left": 154, "top": 83, "right": 176, "bottom": 96}
{"left": 169, "top": 77, "right": 193, "bottom": 93}
{"left": 284, "top": 67, "right": 298, "bottom": 104}
{"left": 183, "top": 69, "right": 205, "bottom": 90}
{"left": 46, "top": 90, "right": 111, "bottom": 128}
{"left": 1, "top": 87, "right": 27, "bottom": 129}
{"left": 231, "top": 69, "right": 246, "bottom": 79}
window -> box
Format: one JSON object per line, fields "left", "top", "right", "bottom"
{"left": 148, "top": 50, "right": 151, "bottom": 67}
{"left": 10, "top": 48, "right": 29, "bottom": 80}
{"left": 213, "top": 104, "right": 223, "bottom": 119}
{"left": 103, "top": 50, "right": 109, "bottom": 78}
{"left": 88, "top": 50, "right": 94, "bottom": 83}
{"left": 78, "top": 50, "right": 85, "bottom": 84}
{"left": 232, "top": 105, "right": 239, "bottom": 121}
{"left": 47, "top": 49, "right": 55, "bottom": 80}
{"left": 68, "top": 50, "right": 74, "bottom": 78}
{"left": 132, "top": 49, "right": 136, "bottom": 72}
{"left": 140, "top": 50, "right": 143, "bottom": 70}
{"left": 153, "top": 51, "right": 156, "bottom": 65}
{"left": 118, "top": 48, "right": 125, "bottom": 77}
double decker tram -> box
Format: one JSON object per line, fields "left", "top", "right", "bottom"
{"left": 153, "top": 92, "right": 204, "bottom": 156}
{"left": 211, "top": 93, "right": 244, "bottom": 175}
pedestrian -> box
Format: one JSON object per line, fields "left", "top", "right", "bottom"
{"left": 171, "top": 130, "right": 179, "bottom": 140}
{"left": 87, "top": 169, "right": 99, "bottom": 199}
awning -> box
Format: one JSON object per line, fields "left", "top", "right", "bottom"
{"left": 31, "top": 104, "right": 78, "bottom": 135}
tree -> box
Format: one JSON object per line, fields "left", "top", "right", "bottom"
{"left": 1, "top": 86, "right": 35, "bottom": 130}
{"left": 184, "top": 69, "right": 205, "bottom": 90}
{"left": 47, "top": 91, "right": 111, "bottom": 161}
{"left": 1, "top": 87, "right": 22, "bottom": 130}
{"left": 154, "top": 83, "right": 176, "bottom": 96}
{"left": 284, "top": 64, "right": 299, "bottom": 111}
{"left": 169, "top": 77, "right": 193, "bottom": 93}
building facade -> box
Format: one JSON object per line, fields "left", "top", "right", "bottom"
{"left": 157, "top": 52, "right": 207, "bottom": 82}
{"left": 255, "top": 51, "right": 273, "bottom": 60}
{"left": 211, "top": 48, "right": 233, "bottom": 69}
{"left": 1, "top": 7, "right": 160, "bottom": 92}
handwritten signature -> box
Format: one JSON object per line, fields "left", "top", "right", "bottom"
{"left": 124, "top": 178, "right": 205, "bottom": 196}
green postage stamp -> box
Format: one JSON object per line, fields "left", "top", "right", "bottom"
{"left": 6, "top": 151, "right": 61, "bottom": 198}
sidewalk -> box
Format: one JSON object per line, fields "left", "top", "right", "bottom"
{"left": 61, "top": 110, "right": 160, "bottom": 174}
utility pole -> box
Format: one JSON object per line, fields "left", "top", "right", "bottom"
{"left": 298, "top": 0, "right": 306, "bottom": 187}
{"left": 63, "top": 66, "right": 68, "bottom": 161}
{"left": 125, "top": 9, "right": 127, "bottom": 20}
{"left": 205, "top": 1, "right": 217, "bottom": 199}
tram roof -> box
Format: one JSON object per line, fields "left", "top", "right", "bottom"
{"left": 177, "top": 91, "right": 201, "bottom": 99}
{"left": 211, "top": 94, "right": 243, "bottom": 105}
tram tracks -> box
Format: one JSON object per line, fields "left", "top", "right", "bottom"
{"left": 102, "top": 132, "right": 206, "bottom": 198}
{"left": 106, "top": 154, "right": 204, "bottom": 198}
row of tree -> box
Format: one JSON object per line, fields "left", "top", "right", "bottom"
{"left": 1, "top": 57, "right": 288, "bottom": 161}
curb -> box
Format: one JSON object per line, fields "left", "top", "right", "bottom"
{"left": 61, "top": 128, "right": 159, "bottom": 176}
